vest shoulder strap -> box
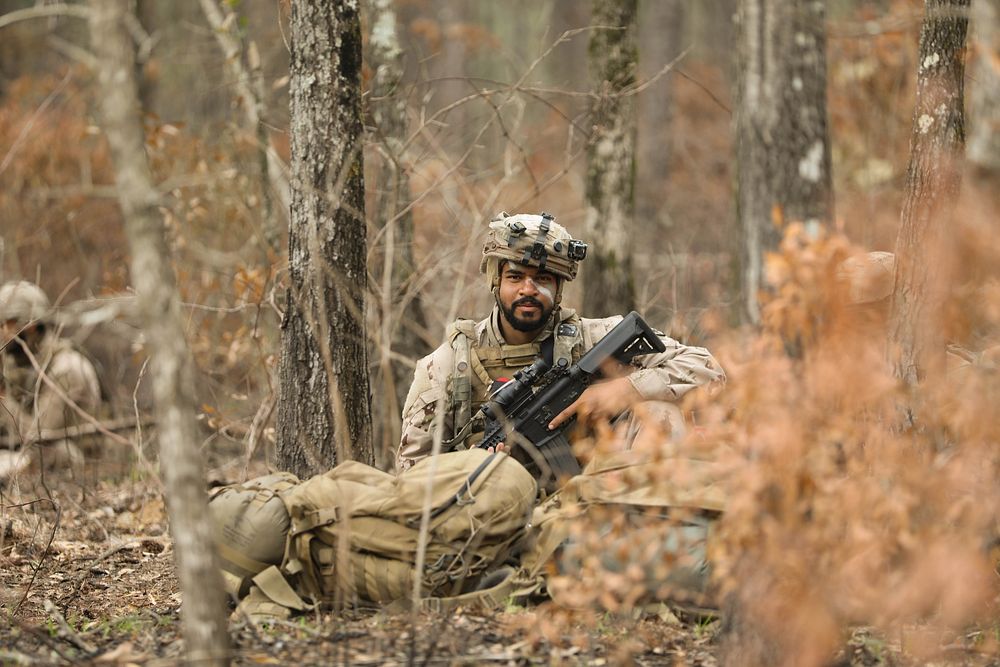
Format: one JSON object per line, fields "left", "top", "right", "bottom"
{"left": 553, "top": 311, "right": 583, "bottom": 367}
{"left": 447, "top": 320, "right": 478, "bottom": 435}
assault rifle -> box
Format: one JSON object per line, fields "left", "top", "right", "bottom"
{"left": 476, "top": 311, "right": 666, "bottom": 487}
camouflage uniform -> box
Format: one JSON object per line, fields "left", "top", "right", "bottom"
{"left": 837, "top": 251, "right": 989, "bottom": 373}
{"left": 0, "top": 281, "right": 101, "bottom": 480}
{"left": 397, "top": 213, "right": 725, "bottom": 470}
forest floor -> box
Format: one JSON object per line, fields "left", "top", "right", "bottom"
{"left": 1, "top": 472, "right": 998, "bottom": 666}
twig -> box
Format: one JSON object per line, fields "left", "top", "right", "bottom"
{"left": 46, "top": 34, "right": 98, "bottom": 69}
{"left": 88, "top": 540, "right": 142, "bottom": 567}
{"left": 43, "top": 598, "right": 97, "bottom": 655}
{"left": 5, "top": 615, "right": 77, "bottom": 664}
{"left": 13, "top": 498, "right": 61, "bottom": 615}
{"left": 0, "top": 3, "right": 91, "bottom": 31}
{"left": 133, "top": 357, "right": 150, "bottom": 470}
{"left": 244, "top": 392, "right": 276, "bottom": 478}
{"left": 0, "top": 416, "right": 153, "bottom": 449}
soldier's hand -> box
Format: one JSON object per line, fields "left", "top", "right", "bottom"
{"left": 548, "top": 377, "right": 641, "bottom": 429}
{"left": 486, "top": 442, "right": 508, "bottom": 454}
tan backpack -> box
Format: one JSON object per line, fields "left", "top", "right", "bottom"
{"left": 208, "top": 471, "right": 300, "bottom": 599}
{"left": 280, "top": 448, "right": 536, "bottom": 606}
{"left": 210, "top": 450, "right": 539, "bottom": 618}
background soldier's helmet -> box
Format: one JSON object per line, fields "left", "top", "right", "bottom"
{"left": 0, "top": 281, "right": 52, "bottom": 323}
{"left": 836, "top": 251, "right": 895, "bottom": 304}
{"left": 480, "top": 212, "right": 587, "bottom": 299}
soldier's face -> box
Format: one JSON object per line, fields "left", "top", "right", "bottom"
{"left": 1, "top": 319, "right": 40, "bottom": 360}
{"left": 497, "top": 262, "right": 558, "bottom": 332}
{"left": 1, "top": 319, "right": 18, "bottom": 349}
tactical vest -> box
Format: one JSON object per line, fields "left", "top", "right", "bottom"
{"left": 445, "top": 310, "right": 584, "bottom": 449}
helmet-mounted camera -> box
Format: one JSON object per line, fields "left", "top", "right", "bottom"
{"left": 567, "top": 239, "right": 587, "bottom": 261}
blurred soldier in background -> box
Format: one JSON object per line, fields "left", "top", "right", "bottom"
{"left": 397, "top": 212, "right": 726, "bottom": 471}
{"left": 0, "top": 280, "right": 101, "bottom": 483}
{"left": 836, "top": 251, "right": 1000, "bottom": 372}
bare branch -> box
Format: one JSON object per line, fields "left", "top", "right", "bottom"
{"left": 0, "top": 4, "right": 91, "bottom": 31}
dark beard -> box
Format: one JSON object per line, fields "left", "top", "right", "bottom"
{"left": 500, "top": 297, "right": 553, "bottom": 333}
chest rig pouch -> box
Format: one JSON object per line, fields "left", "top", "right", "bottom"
{"left": 446, "top": 312, "right": 583, "bottom": 450}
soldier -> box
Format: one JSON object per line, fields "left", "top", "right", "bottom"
{"left": 0, "top": 281, "right": 101, "bottom": 482}
{"left": 836, "top": 251, "right": 999, "bottom": 371}
{"left": 397, "top": 212, "right": 726, "bottom": 471}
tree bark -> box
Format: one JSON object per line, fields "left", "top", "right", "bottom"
{"left": 735, "top": 0, "right": 833, "bottom": 323}
{"left": 368, "top": 0, "right": 429, "bottom": 469}
{"left": 276, "top": 0, "right": 373, "bottom": 475}
{"left": 583, "top": 0, "right": 638, "bottom": 317}
{"left": 968, "top": 0, "right": 1000, "bottom": 172}
{"left": 889, "top": 0, "right": 970, "bottom": 388}
{"left": 88, "top": 1, "right": 230, "bottom": 664}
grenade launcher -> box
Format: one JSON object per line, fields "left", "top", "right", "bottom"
{"left": 476, "top": 311, "right": 666, "bottom": 487}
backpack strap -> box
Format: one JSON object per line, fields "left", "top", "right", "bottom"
{"left": 412, "top": 566, "right": 543, "bottom": 614}
{"left": 249, "top": 565, "right": 312, "bottom": 612}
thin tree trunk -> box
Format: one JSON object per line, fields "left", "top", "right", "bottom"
{"left": 691, "top": 0, "right": 738, "bottom": 65}
{"left": 968, "top": 0, "right": 1000, "bottom": 172}
{"left": 735, "top": 0, "right": 833, "bottom": 323}
{"left": 198, "top": 0, "right": 289, "bottom": 252}
{"left": 889, "top": 0, "right": 970, "bottom": 389}
{"left": 276, "top": 0, "right": 373, "bottom": 476}
{"left": 583, "top": 0, "right": 638, "bottom": 317}
{"left": 368, "top": 0, "right": 429, "bottom": 470}
{"left": 88, "top": 1, "right": 230, "bottom": 664}
{"left": 637, "top": 0, "right": 685, "bottom": 223}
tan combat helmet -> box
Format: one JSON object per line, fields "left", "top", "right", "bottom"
{"left": 0, "top": 281, "right": 51, "bottom": 324}
{"left": 836, "top": 251, "right": 895, "bottom": 304}
{"left": 480, "top": 212, "right": 587, "bottom": 305}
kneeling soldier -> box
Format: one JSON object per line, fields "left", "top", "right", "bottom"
{"left": 0, "top": 281, "right": 101, "bottom": 483}
{"left": 396, "top": 212, "right": 726, "bottom": 474}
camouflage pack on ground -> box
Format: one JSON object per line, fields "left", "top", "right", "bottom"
{"left": 210, "top": 449, "right": 538, "bottom": 619}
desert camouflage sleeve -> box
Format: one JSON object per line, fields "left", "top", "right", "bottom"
{"left": 396, "top": 343, "right": 456, "bottom": 471}
{"left": 627, "top": 337, "right": 725, "bottom": 401}
{"left": 24, "top": 349, "right": 101, "bottom": 438}
{"left": 582, "top": 316, "right": 725, "bottom": 402}
{"left": 1, "top": 348, "right": 100, "bottom": 445}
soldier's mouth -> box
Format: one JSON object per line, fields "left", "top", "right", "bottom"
{"left": 515, "top": 302, "right": 541, "bottom": 315}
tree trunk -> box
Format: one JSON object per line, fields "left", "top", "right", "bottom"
{"left": 691, "top": 0, "right": 738, "bottom": 66}
{"left": 276, "top": 0, "right": 373, "bottom": 476}
{"left": 368, "top": 0, "right": 429, "bottom": 470}
{"left": 968, "top": 0, "right": 1000, "bottom": 172}
{"left": 735, "top": 0, "right": 833, "bottom": 323}
{"left": 88, "top": 1, "right": 230, "bottom": 664}
{"left": 548, "top": 0, "right": 591, "bottom": 92}
{"left": 889, "top": 0, "right": 970, "bottom": 388}
{"left": 583, "top": 0, "right": 638, "bottom": 317}
{"left": 636, "top": 0, "right": 685, "bottom": 223}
